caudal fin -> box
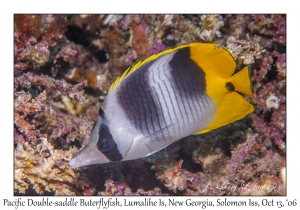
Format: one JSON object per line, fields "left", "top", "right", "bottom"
{"left": 229, "top": 66, "right": 255, "bottom": 99}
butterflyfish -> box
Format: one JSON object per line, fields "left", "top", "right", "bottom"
{"left": 69, "top": 43, "right": 255, "bottom": 168}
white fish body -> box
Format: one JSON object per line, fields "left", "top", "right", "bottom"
{"left": 69, "top": 43, "right": 254, "bottom": 168}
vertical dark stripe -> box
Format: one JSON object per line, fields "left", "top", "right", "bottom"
{"left": 186, "top": 77, "right": 199, "bottom": 122}
{"left": 138, "top": 71, "right": 151, "bottom": 135}
{"left": 129, "top": 77, "right": 143, "bottom": 134}
{"left": 134, "top": 73, "right": 149, "bottom": 135}
{"left": 168, "top": 47, "right": 209, "bottom": 124}
{"left": 125, "top": 79, "right": 138, "bottom": 128}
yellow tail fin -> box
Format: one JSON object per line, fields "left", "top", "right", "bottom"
{"left": 229, "top": 66, "right": 255, "bottom": 99}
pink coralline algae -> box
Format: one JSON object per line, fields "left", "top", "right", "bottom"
{"left": 149, "top": 42, "right": 167, "bottom": 55}
{"left": 14, "top": 14, "right": 285, "bottom": 196}
{"left": 15, "top": 72, "right": 87, "bottom": 102}
{"left": 14, "top": 90, "right": 47, "bottom": 144}
{"left": 225, "top": 133, "right": 260, "bottom": 180}
{"left": 250, "top": 49, "right": 286, "bottom": 150}
{"left": 14, "top": 84, "right": 93, "bottom": 195}
{"left": 251, "top": 15, "right": 286, "bottom": 46}
{"left": 156, "top": 160, "right": 194, "bottom": 192}
{"left": 14, "top": 15, "right": 67, "bottom": 72}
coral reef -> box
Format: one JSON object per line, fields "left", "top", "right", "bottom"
{"left": 14, "top": 15, "right": 67, "bottom": 72}
{"left": 14, "top": 14, "right": 286, "bottom": 195}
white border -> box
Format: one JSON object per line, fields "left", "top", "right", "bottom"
{"left": 2, "top": 1, "right": 297, "bottom": 209}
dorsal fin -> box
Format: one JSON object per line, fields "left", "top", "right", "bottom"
{"left": 189, "top": 43, "right": 236, "bottom": 79}
{"left": 108, "top": 43, "right": 194, "bottom": 93}
{"left": 108, "top": 42, "right": 234, "bottom": 93}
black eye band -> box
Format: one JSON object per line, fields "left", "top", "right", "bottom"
{"left": 97, "top": 124, "right": 123, "bottom": 161}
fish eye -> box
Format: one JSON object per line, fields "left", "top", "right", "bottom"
{"left": 96, "top": 123, "right": 123, "bottom": 161}
{"left": 101, "top": 143, "right": 109, "bottom": 149}
{"left": 97, "top": 138, "right": 114, "bottom": 152}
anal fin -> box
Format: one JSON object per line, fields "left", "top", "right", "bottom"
{"left": 195, "top": 92, "right": 254, "bottom": 134}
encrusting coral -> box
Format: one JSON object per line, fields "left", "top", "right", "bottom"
{"left": 14, "top": 138, "right": 89, "bottom": 195}
{"left": 14, "top": 14, "right": 286, "bottom": 195}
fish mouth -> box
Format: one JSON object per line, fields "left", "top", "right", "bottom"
{"left": 69, "top": 145, "right": 110, "bottom": 168}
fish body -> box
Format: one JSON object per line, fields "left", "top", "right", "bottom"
{"left": 69, "top": 43, "right": 255, "bottom": 168}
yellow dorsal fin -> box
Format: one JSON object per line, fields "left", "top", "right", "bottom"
{"left": 229, "top": 66, "right": 255, "bottom": 99}
{"left": 195, "top": 91, "right": 254, "bottom": 134}
{"left": 108, "top": 67, "right": 130, "bottom": 92}
{"left": 108, "top": 43, "right": 198, "bottom": 93}
{"left": 189, "top": 44, "right": 236, "bottom": 79}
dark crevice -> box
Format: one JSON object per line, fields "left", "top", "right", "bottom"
{"left": 266, "top": 62, "right": 279, "bottom": 82}
{"left": 282, "top": 135, "right": 286, "bottom": 143}
{"left": 273, "top": 42, "right": 286, "bottom": 54}
{"left": 65, "top": 26, "right": 90, "bottom": 47}
{"left": 70, "top": 139, "right": 83, "bottom": 150}
{"left": 88, "top": 46, "right": 108, "bottom": 63}
{"left": 121, "top": 160, "right": 175, "bottom": 194}
{"left": 264, "top": 109, "right": 274, "bottom": 123}
{"left": 178, "top": 148, "right": 203, "bottom": 173}
{"left": 84, "top": 160, "right": 176, "bottom": 195}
